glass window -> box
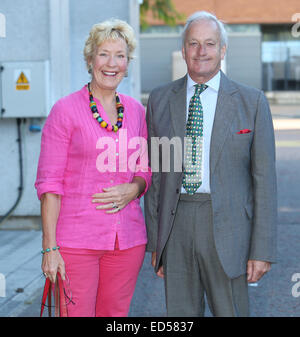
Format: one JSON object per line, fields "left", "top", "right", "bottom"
{"left": 141, "top": 25, "right": 184, "bottom": 35}
{"left": 262, "top": 24, "right": 300, "bottom": 91}
{"left": 226, "top": 24, "right": 260, "bottom": 33}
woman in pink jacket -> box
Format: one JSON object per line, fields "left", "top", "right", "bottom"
{"left": 35, "top": 19, "right": 151, "bottom": 317}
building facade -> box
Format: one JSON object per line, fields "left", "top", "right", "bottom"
{"left": 140, "top": 0, "right": 300, "bottom": 94}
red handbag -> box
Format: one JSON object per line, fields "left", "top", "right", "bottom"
{"left": 40, "top": 272, "right": 68, "bottom": 317}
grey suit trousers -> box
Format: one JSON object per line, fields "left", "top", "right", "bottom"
{"left": 162, "top": 193, "right": 249, "bottom": 317}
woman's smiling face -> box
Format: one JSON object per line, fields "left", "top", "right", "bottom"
{"left": 90, "top": 38, "right": 128, "bottom": 91}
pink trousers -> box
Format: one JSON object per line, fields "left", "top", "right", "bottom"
{"left": 59, "top": 238, "right": 146, "bottom": 317}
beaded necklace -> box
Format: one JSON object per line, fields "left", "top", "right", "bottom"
{"left": 88, "top": 82, "right": 124, "bottom": 132}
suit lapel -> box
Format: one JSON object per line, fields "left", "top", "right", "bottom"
{"left": 169, "top": 76, "right": 187, "bottom": 140}
{"left": 210, "top": 72, "right": 238, "bottom": 175}
{"left": 168, "top": 76, "right": 187, "bottom": 167}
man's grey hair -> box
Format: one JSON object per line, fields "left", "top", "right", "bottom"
{"left": 182, "top": 11, "right": 228, "bottom": 48}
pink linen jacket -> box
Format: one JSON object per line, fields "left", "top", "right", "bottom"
{"left": 35, "top": 85, "right": 151, "bottom": 250}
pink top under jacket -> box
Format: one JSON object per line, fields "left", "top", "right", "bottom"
{"left": 35, "top": 85, "right": 152, "bottom": 250}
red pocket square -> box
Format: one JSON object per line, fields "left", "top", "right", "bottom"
{"left": 237, "top": 129, "right": 251, "bottom": 134}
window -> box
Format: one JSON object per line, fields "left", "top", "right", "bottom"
{"left": 262, "top": 25, "right": 300, "bottom": 91}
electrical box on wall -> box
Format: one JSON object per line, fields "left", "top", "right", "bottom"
{"left": 0, "top": 61, "right": 49, "bottom": 118}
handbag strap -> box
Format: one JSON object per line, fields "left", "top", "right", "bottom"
{"left": 48, "top": 283, "right": 52, "bottom": 317}
{"left": 54, "top": 277, "right": 60, "bottom": 317}
{"left": 40, "top": 278, "right": 51, "bottom": 317}
{"left": 40, "top": 273, "right": 68, "bottom": 317}
{"left": 58, "top": 273, "right": 68, "bottom": 317}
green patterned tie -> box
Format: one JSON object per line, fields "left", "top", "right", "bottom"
{"left": 182, "top": 84, "right": 208, "bottom": 194}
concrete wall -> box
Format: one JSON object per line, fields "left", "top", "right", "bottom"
{"left": 140, "top": 34, "right": 182, "bottom": 93}
{"left": 0, "top": 0, "right": 50, "bottom": 62}
{"left": 0, "top": 0, "right": 140, "bottom": 224}
{"left": 69, "top": 0, "right": 141, "bottom": 98}
{"left": 70, "top": 0, "right": 129, "bottom": 94}
{"left": 226, "top": 33, "right": 262, "bottom": 90}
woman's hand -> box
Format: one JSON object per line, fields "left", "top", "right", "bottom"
{"left": 42, "top": 250, "right": 66, "bottom": 283}
{"left": 92, "top": 182, "right": 140, "bottom": 213}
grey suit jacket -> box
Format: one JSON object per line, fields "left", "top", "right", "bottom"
{"left": 144, "top": 71, "right": 277, "bottom": 279}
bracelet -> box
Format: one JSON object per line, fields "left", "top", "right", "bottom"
{"left": 41, "top": 246, "right": 60, "bottom": 254}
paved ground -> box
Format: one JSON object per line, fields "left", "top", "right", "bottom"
{"left": 0, "top": 104, "right": 299, "bottom": 317}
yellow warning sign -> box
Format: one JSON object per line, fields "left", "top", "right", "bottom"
{"left": 16, "top": 71, "right": 30, "bottom": 90}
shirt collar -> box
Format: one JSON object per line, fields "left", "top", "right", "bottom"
{"left": 187, "top": 70, "right": 221, "bottom": 93}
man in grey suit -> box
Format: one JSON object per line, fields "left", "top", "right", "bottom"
{"left": 144, "top": 11, "right": 277, "bottom": 317}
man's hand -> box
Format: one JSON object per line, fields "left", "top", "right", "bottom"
{"left": 151, "top": 252, "right": 164, "bottom": 278}
{"left": 247, "top": 260, "right": 271, "bottom": 283}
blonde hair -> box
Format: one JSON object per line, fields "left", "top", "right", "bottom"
{"left": 84, "top": 19, "right": 137, "bottom": 73}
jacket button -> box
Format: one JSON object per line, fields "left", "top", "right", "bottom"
{"left": 176, "top": 188, "right": 179, "bottom": 194}
{"left": 171, "top": 210, "right": 175, "bottom": 215}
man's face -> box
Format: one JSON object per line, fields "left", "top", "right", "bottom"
{"left": 182, "top": 19, "right": 226, "bottom": 83}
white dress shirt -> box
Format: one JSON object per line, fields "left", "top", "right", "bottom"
{"left": 181, "top": 71, "right": 220, "bottom": 194}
